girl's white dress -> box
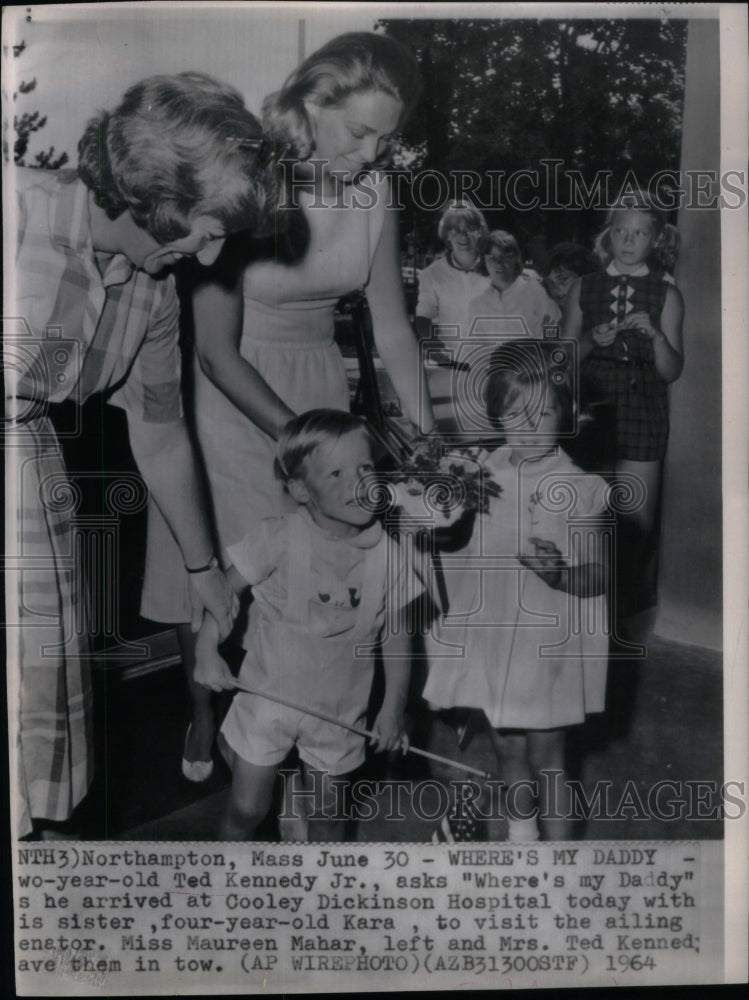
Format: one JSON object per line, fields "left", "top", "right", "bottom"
{"left": 423, "top": 446, "right": 609, "bottom": 730}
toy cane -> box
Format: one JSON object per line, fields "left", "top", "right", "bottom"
{"left": 234, "top": 683, "right": 495, "bottom": 782}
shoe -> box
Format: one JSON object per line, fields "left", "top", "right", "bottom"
{"left": 181, "top": 723, "right": 214, "bottom": 782}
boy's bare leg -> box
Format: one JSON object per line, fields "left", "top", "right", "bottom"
{"left": 279, "top": 766, "right": 310, "bottom": 842}
{"left": 221, "top": 758, "right": 278, "bottom": 841}
{"left": 304, "top": 767, "right": 352, "bottom": 843}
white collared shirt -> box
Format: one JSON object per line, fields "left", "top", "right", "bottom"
{"left": 416, "top": 255, "right": 490, "bottom": 338}
{"left": 606, "top": 261, "right": 649, "bottom": 277}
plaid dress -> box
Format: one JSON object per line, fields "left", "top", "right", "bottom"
{"left": 7, "top": 168, "right": 182, "bottom": 835}
{"left": 579, "top": 268, "right": 669, "bottom": 461}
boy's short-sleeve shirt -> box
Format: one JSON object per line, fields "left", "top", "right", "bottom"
{"left": 227, "top": 509, "right": 424, "bottom": 644}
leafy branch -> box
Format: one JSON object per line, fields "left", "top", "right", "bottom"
{"left": 4, "top": 38, "right": 69, "bottom": 169}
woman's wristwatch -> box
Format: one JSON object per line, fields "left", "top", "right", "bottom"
{"left": 185, "top": 555, "right": 220, "bottom": 574}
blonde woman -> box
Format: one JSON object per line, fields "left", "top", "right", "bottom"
{"left": 141, "top": 34, "right": 434, "bottom": 817}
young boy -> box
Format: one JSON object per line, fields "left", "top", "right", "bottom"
{"left": 195, "top": 410, "right": 423, "bottom": 841}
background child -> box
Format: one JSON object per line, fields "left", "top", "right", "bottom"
{"left": 195, "top": 410, "right": 423, "bottom": 841}
{"left": 543, "top": 242, "right": 599, "bottom": 315}
{"left": 415, "top": 201, "right": 490, "bottom": 436}
{"left": 562, "top": 191, "right": 684, "bottom": 617}
{"left": 469, "top": 230, "right": 561, "bottom": 340}
{"left": 415, "top": 200, "right": 490, "bottom": 344}
{"left": 423, "top": 341, "right": 610, "bottom": 841}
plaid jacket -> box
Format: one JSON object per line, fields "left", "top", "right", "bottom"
{"left": 6, "top": 168, "right": 184, "bottom": 835}
{"left": 9, "top": 167, "right": 181, "bottom": 425}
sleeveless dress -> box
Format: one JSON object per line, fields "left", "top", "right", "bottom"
{"left": 423, "top": 446, "right": 609, "bottom": 730}
{"left": 579, "top": 265, "right": 670, "bottom": 461}
{"left": 140, "top": 176, "right": 388, "bottom": 622}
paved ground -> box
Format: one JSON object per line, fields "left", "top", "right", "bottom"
{"left": 76, "top": 635, "right": 723, "bottom": 844}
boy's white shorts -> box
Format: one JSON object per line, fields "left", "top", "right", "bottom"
{"left": 221, "top": 689, "right": 366, "bottom": 776}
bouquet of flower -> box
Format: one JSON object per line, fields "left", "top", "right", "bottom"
{"left": 390, "top": 436, "right": 501, "bottom": 525}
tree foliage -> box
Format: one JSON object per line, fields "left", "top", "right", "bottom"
{"left": 5, "top": 38, "right": 69, "bottom": 169}
{"left": 378, "top": 18, "right": 688, "bottom": 249}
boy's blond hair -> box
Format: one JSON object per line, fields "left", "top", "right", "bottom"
{"left": 276, "top": 409, "right": 373, "bottom": 484}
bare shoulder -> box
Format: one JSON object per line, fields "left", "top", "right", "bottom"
{"left": 664, "top": 282, "right": 684, "bottom": 308}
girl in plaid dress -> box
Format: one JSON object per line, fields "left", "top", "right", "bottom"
{"left": 563, "top": 193, "right": 684, "bottom": 614}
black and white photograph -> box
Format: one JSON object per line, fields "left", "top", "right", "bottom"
{"left": 3, "top": 1, "right": 747, "bottom": 993}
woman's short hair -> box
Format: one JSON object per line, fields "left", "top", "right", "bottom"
{"left": 479, "top": 230, "right": 523, "bottom": 278}
{"left": 546, "top": 242, "right": 599, "bottom": 277}
{"left": 77, "top": 72, "right": 271, "bottom": 243}
{"left": 262, "top": 32, "right": 422, "bottom": 163}
{"left": 485, "top": 340, "right": 574, "bottom": 436}
{"left": 437, "top": 202, "right": 489, "bottom": 244}
{"left": 277, "top": 409, "right": 373, "bottom": 484}
{"left": 594, "top": 188, "right": 681, "bottom": 273}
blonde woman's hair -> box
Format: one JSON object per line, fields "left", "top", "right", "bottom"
{"left": 262, "top": 32, "right": 421, "bottom": 164}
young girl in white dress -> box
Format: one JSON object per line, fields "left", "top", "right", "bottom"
{"left": 423, "top": 340, "right": 610, "bottom": 840}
